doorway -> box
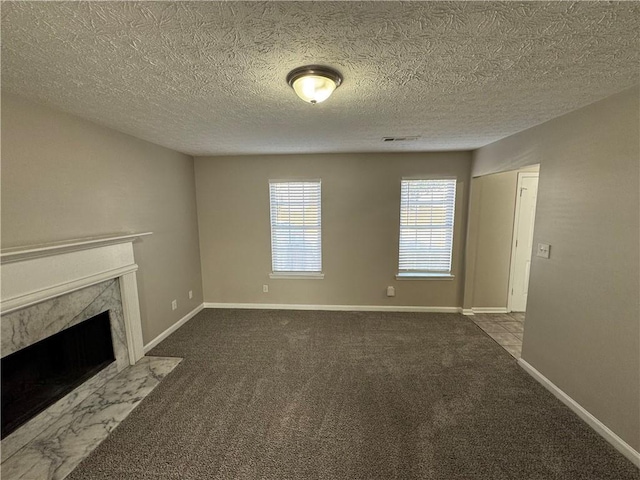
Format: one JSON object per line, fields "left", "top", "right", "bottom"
{"left": 508, "top": 172, "right": 539, "bottom": 312}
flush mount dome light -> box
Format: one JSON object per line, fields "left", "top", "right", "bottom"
{"left": 286, "top": 65, "right": 343, "bottom": 104}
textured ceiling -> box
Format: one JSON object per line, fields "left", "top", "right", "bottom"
{"left": 2, "top": 1, "right": 639, "bottom": 156}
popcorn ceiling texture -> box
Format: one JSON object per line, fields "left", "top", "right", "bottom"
{"left": 2, "top": 1, "right": 638, "bottom": 156}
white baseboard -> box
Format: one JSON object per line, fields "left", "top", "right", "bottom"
{"left": 471, "top": 307, "right": 509, "bottom": 314}
{"left": 518, "top": 358, "right": 640, "bottom": 467}
{"left": 462, "top": 309, "right": 474, "bottom": 316}
{"left": 143, "top": 303, "right": 204, "bottom": 353}
{"left": 203, "top": 302, "right": 462, "bottom": 313}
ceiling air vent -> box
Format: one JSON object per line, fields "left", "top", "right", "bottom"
{"left": 382, "top": 136, "right": 420, "bottom": 142}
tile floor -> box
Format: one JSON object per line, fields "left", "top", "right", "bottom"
{"left": 469, "top": 312, "right": 525, "bottom": 358}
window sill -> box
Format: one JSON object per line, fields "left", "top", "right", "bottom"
{"left": 395, "top": 273, "right": 455, "bottom": 280}
{"left": 269, "top": 272, "right": 325, "bottom": 280}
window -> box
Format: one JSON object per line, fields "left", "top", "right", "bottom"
{"left": 398, "top": 179, "right": 456, "bottom": 278}
{"left": 269, "top": 181, "right": 323, "bottom": 277}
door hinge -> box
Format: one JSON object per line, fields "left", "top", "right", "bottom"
{"left": 515, "top": 239, "right": 518, "bottom": 247}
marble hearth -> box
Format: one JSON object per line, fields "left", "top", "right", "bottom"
{"left": 2, "top": 279, "right": 129, "bottom": 460}
{"left": 1, "top": 234, "right": 182, "bottom": 480}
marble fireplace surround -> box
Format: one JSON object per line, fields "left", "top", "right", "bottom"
{"left": 0, "top": 233, "right": 151, "bottom": 461}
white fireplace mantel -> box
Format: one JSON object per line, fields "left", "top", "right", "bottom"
{"left": 1, "top": 232, "right": 151, "bottom": 364}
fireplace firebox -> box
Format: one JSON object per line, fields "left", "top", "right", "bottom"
{"left": 1, "top": 311, "right": 115, "bottom": 439}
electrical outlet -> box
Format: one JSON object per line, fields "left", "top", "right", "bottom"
{"left": 171, "top": 299, "right": 177, "bottom": 310}
{"left": 263, "top": 284, "right": 269, "bottom": 293}
{"left": 188, "top": 290, "right": 193, "bottom": 299}
{"left": 386, "top": 286, "right": 396, "bottom": 297}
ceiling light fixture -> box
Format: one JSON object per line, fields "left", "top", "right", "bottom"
{"left": 286, "top": 65, "right": 343, "bottom": 104}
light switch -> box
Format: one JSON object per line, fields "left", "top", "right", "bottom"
{"left": 537, "top": 243, "right": 550, "bottom": 259}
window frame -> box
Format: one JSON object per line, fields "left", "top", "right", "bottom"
{"left": 396, "top": 177, "right": 457, "bottom": 280}
{"left": 268, "top": 179, "right": 324, "bottom": 280}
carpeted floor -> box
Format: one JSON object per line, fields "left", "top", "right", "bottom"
{"left": 68, "top": 309, "right": 639, "bottom": 479}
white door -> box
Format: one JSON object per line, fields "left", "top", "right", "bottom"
{"left": 509, "top": 173, "right": 539, "bottom": 312}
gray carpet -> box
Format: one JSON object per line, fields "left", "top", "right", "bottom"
{"left": 68, "top": 309, "right": 639, "bottom": 479}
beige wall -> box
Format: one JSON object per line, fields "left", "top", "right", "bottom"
{"left": 473, "top": 86, "right": 640, "bottom": 451}
{"left": 195, "top": 152, "right": 471, "bottom": 307}
{"left": 1, "top": 93, "right": 204, "bottom": 344}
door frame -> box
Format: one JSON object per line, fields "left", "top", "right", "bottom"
{"left": 507, "top": 171, "right": 539, "bottom": 313}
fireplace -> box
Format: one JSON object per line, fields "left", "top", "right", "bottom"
{"left": 1, "top": 233, "right": 149, "bottom": 462}
{"left": 0, "top": 234, "right": 186, "bottom": 480}
{"left": 1, "top": 310, "right": 115, "bottom": 439}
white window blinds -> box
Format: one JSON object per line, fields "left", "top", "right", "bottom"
{"left": 269, "top": 181, "right": 322, "bottom": 273}
{"left": 398, "top": 179, "right": 456, "bottom": 275}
